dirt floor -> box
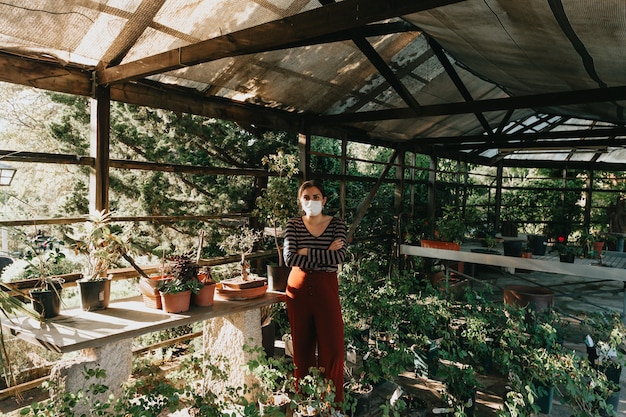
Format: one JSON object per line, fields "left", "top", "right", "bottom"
{"left": 1, "top": 266, "right": 625, "bottom": 416}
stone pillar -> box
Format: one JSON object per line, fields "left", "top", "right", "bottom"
{"left": 202, "top": 308, "right": 262, "bottom": 400}
{"left": 50, "top": 339, "right": 133, "bottom": 414}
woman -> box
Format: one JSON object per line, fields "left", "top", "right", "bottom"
{"left": 283, "top": 180, "right": 347, "bottom": 404}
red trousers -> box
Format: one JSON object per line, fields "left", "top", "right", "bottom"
{"left": 286, "top": 267, "right": 344, "bottom": 404}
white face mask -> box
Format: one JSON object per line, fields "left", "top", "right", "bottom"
{"left": 302, "top": 200, "right": 323, "bottom": 216}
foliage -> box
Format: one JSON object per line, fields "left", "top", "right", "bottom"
{"left": 65, "top": 210, "right": 134, "bottom": 281}
{"left": 169, "top": 253, "right": 199, "bottom": 283}
{"left": 244, "top": 344, "right": 295, "bottom": 403}
{"left": 294, "top": 366, "right": 337, "bottom": 415}
{"left": 435, "top": 205, "right": 468, "bottom": 243}
{"left": 254, "top": 150, "right": 300, "bottom": 266}
{"left": 580, "top": 311, "right": 626, "bottom": 369}
{"left": 552, "top": 234, "right": 579, "bottom": 256}
{"left": 218, "top": 227, "right": 262, "bottom": 278}
{"left": 15, "top": 231, "right": 67, "bottom": 282}
{"left": 218, "top": 227, "right": 262, "bottom": 258}
{"left": 440, "top": 363, "right": 479, "bottom": 413}
{"left": 157, "top": 275, "right": 202, "bottom": 295}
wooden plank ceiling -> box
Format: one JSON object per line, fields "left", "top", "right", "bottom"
{"left": 0, "top": 0, "right": 625, "bottom": 170}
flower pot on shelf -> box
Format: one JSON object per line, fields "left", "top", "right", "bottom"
{"left": 267, "top": 264, "right": 290, "bottom": 292}
{"left": 421, "top": 239, "right": 464, "bottom": 275}
{"left": 518, "top": 251, "right": 533, "bottom": 273}
{"left": 160, "top": 290, "right": 192, "bottom": 313}
{"left": 138, "top": 275, "right": 170, "bottom": 309}
{"left": 192, "top": 281, "right": 216, "bottom": 307}
{"left": 503, "top": 240, "right": 523, "bottom": 257}
{"left": 594, "top": 241, "right": 605, "bottom": 258}
{"left": 528, "top": 234, "right": 548, "bottom": 255}
{"left": 559, "top": 253, "right": 575, "bottom": 263}
{"left": 344, "top": 382, "right": 374, "bottom": 417}
{"left": 29, "top": 279, "right": 64, "bottom": 319}
{"left": 600, "top": 388, "right": 620, "bottom": 417}
{"left": 77, "top": 277, "right": 111, "bottom": 311}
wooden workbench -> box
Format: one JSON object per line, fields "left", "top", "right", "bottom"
{"left": 1, "top": 291, "right": 286, "bottom": 408}
{"left": 2, "top": 292, "right": 286, "bottom": 353}
{"left": 400, "top": 244, "right": 626, "bottom": 282}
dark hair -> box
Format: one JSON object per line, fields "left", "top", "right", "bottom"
{"left": 298, "top": 180, "right": 326, "bottom": 198}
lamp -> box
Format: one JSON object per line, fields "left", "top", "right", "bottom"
{"left": 0, "top": 163, "right": 16, "bottom": 187}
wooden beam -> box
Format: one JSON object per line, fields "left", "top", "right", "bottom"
{"left": 0, "top": 52, "right": 92, "bottom": 96}
{"left": 109, "top": 159, "right": 268, "bottom": 177}
{"left": 427, "top": 127, "right": 626, "bottom": 148}
{"left": 0, "top": 214, "right": 249, "bottom": 228}
{"left": 427, "top": 35, "right": 493, "bottom": 134}
{"left": 314, "top": 85, "right": 626, "bottom": 124}
{"left": 347, "top": 148, "right": 400, "bottom": 241}
{"left": 0, "top": 150, "right": 93, "bottom": 165}
{"left": 0, "top": 149, "right": 271, "bottom": 177}
{"left": 109, "top": 81, "right": 301, "bottom": 133}
{"left": 98, "top": 0, "right": 465, "bottom": 85}
{"left": 351, "top": 36, "right": 421, "bottom": 113}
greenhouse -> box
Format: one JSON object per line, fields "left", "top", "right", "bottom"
{"left": 0, "top": 1, "right": 625, "bottom": 416}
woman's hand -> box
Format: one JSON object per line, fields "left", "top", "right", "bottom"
{"left": 296, "top": 248, "right": 309, "bottom": 256}
{"left": 328, "top": 239, "right": 344, "bottom": 251}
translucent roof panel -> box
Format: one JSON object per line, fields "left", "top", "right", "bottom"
{"left": 0, "top": 0, "right": 623, "bottom": 168}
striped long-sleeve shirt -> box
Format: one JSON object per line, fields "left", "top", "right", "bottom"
{"left": 283, "top": 216, "right": 347, "bottom": 272}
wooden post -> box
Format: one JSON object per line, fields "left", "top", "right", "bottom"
{"left": 427, "top": 156, "right": 437, "bottom": 227}
{"left": 298, "top": 128, "right": 311, "bottom": 182}
{"left": 340, "top": 138, "right": 347, "bottom": 219}
{"left": 494, "top": 163, "right": 503, "bottom": 234}
{"left": 89, "top": 85, "right": 110, "bottom": 214}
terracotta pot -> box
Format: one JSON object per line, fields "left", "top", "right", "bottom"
{"left": 421, "top": 240, "right": 464, "bottom": 274}
{"left": 160, "top": 290, "right": 192, "bottom": 313}
{"left": 594, "top": 241, "right": 605, "bottom": 258}
{"left": 139, "top": 275, "right": 170, "bottom": 309}
{"left": 192, "top": 281, "right": 216, "bottom": 307}
{"left": 420, "top": 239, "right": 460, "bottom": 250}
{"left": 503, "top": 285, "right": 554, "bottom": 313}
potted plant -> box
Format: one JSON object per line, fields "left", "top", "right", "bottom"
{"left": 217, "top": 227, "right": 266, "bottom": 290}
{"left": 581, "top": 311, "right": 626, "bottom": 383}
{"left": 254, "top": 150, "right": 299, "bottom": 292}
{"left": 66, "top": 210, "right": 133, "bottom": 311}
{"left": 553, "top": 235, "right": 578, "bottom": 263}
{"left": 433, "top": 205, "right": 467, "bottom": 244}
{"left": 138, "top": 242, "right": 173, "bottom": 309}
{"left": 245, "top": 344, "right": 295, "bottom": 416}
{"left": 292, "top": 366, "right": 337, "bottom": 417}
{"left": 18, "top": 231, "right": 67, "bottom": 319}
{"left": 158, "top": 254, "right": 203, "bottom": 313}
{"left": 439, "top": 364, "right": 479, "bottom": 416}
{"left": 192, "top": 266, "right": 216, "bottom": 307}
{"left": 343, "top": 369, "right": 374, "bottom": 417}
